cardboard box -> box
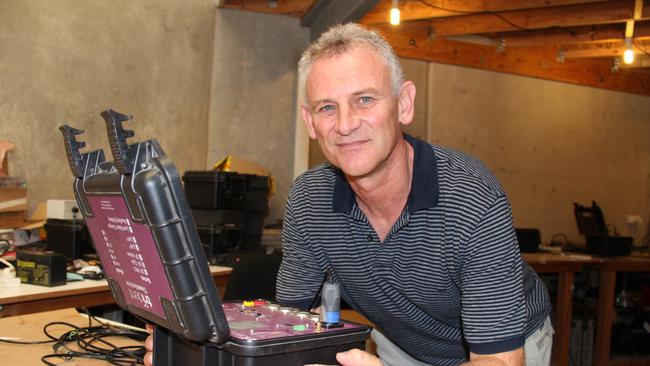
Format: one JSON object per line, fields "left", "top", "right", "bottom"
{"left": 0, "top": 185, "right": 27, "bottom": 228}
{"left": 0, "top": 141, "right": 16, "bottom": 177}
{"left": 211, "top": 155, "right": 274, "bottom": 196}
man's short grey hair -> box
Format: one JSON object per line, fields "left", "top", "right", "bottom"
{"left": 298, "top": 23, "right": 405, "bottom": 101}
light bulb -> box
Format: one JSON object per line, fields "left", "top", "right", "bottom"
{"left": 623, "top": 49, "right": 634, "bottom": 64}
{"left": 390, "top": 7, "right": 400, "bottom": 25}
{"left": 623, "top": 38, "right": 634, "bottom": 64}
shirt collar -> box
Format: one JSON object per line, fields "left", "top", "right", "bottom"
{"left": 332, "top": 134, "right": 439, "bottom": 214}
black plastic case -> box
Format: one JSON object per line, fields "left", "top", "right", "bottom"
{"left": 44, "top": 218, "right": 95, "bottom": 260}
{"left": 183, "top": 171, "right": 269, "bottom": 212}
{"left": 60, "top": 112, "right": 229, "bottom": 344}
{"left": 153, "top": 324, "right": 369, "bottom": 366}
{"left": 182, "top": 171, "right": 248, "bottom": 210}
{"left": 60, "top": 110, "right": 371, "bottom": 366}
{"left": 197, "top": 223, "right": 243, "bottom": 259}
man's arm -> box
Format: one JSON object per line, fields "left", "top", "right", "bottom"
{"left": 275, "top": 181, "right": 325, "bottom": 309}
{"left": 460, "top": 195, "right": 527, "bottom": 358}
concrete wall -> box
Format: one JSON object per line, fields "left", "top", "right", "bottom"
{"left": 427, "top": 62, "right": 650, "bottom": 245}
{"left": 0, "top": 0, "right": 216, "bottom": 213}
{"left": 207, "top": 9, "right": 309, "bottom": 225}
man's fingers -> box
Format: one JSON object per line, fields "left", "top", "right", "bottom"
{"left": 144, "top": 350, "right": 153, "bottom": 366}
{"left": 144, "top": 334, "right": 154, "bottom": 351}
{"left": 336, "top": 349, "right": 382, "bottom": 366}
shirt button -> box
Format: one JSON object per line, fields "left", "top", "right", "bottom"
{"left": 367, "top": 235, "right": 373, "bottom": 241}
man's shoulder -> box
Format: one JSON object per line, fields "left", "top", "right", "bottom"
{"left": 427, "top": 143, "right": 505, "bottom": 197}
{"left": 294, "top": 163, "right": 337, "bottom": 185}
{"left": 289, "top": 163, "right": 337, "bottom": 197}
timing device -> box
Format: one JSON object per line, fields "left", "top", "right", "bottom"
{"left": 59, "top": 110, "right": 370, "bottom": 365}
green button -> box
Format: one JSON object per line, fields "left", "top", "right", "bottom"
{"left": 293, "top": 324, "right": 306, "bottom": 332}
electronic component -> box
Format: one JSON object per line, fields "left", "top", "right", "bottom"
{"left": 319, "top": 270, "right": 342, "bottom": 328}
{"left": 16, "top": 251, "right": 66, "bottom": 286}
{"left": 59, "top": 110, "right": 370, "bottom": 366}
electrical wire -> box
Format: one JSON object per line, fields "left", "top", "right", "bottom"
{"left": 40, "top": 320, "right": 147, "bottom": 366}
{"left": 550, "top": 233, "right": 569, "bottom": 247}
{"left": 632, "top": 40, "right": 650, "bottom": 58}
{"left": 0, "top": 338, "right": 55, "bottom": 345}
{"left": 0, "top": 312, "right": 147, "bottom": 365}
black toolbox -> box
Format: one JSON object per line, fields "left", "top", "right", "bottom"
{"left": 184, "top": 170, "right": 270, "bottom": 252}
{"left": 192, "top": 210, "right": 264, "bottom": 251}
{"left": 182, "top": 171, "right": 269, "bottom": 211}
{"left": 44, "top": 218, "right": 95, "bottom": 260}
{"left": 196, "top": 223, "right": 244, "bottom": 259}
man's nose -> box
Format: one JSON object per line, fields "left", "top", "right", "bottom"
{"left": 335, "top": 105, "right": 361, "bottom": 136}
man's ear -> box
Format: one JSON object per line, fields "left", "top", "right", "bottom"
{"left": 301, "top": 104, "right": 318, "bottom": 139}
{"left": 397, "top": 81, "right": 416, "bottom": 126}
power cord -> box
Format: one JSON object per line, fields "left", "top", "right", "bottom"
{"left": 41, "top": 322, "right": 146, "bottom": 366}
{"left": 0, "top": 309, "right": 147, "bottom": 365}
{"left": 550, "top": 233, "right": 569, "bottom": 248}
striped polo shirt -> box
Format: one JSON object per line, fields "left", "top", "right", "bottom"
{"left": 276, "top": 134, "right": 551, "bottom": 365}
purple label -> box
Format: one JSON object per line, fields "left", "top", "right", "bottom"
{"left": 84, "top": 195, "right": 174, "bottom": 319}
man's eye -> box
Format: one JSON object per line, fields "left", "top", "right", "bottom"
{"left": 318, "top": 105, "right": 336, "bottom": 113}
{"left": 358, "top": 96, "right": 375, "bottom": 105}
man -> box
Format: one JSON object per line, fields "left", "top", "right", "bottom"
{"left": 275, "top": 23, "right": 552, "bottom": 366}
{"left": 144, "top": 23, "right": 552, "bottom": 366}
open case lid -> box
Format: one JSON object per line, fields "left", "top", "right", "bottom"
{"left": 573, "top": 201, "right": 608, "bottom": 236}
{"left": 59, "top": 110, "right": 230, "bottom": 344}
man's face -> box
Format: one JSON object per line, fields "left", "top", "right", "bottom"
{"left": 302, "top": 45, "right": 413, "bottom": 179}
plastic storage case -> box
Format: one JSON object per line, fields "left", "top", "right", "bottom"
{"left": 196, "top": 223, "right": 243, "bottom": 260}
{"left": 60, "top": 110, "right": 370, "bottom": 366}
{"left": 60, "top": 111, "right": 229, "bottom": 343}
{"left": 44, "top": 218, "right": 95, "bottom": 260}
{"left": 182, "top": 171, "right": 269, "bottom": 211}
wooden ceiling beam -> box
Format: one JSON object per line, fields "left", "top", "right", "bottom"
{"left": 498, "top": 21, "right": 650, "bottom": 47}
{"left": 429, "top": 0, "right": 650, "bottom": 37}
{"left": 619, "top": 54, "right": 650, "bottom": 67}
{"left": 361, "top": 0, "right": 613, "bottom": 24}
{"left": 625, "top": 0, "right": 644, "bottom": 37}
{"left": 561, "top": 39, "right": 650, "bottom": 58}
{"left": 368, "top": 21, "right": 650, "bottom": 96}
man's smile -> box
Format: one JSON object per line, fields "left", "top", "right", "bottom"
{"left": 336, "top": 139, "right": 369, "bottom": 151}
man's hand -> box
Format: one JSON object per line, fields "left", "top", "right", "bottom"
{"left": 143, "top": 324, "right": 154, "bottom": 366}
{"left": 306, "top": 348, "right": 383, "bottom": 366}
{"left": 336, "top": 349, "right": 383, "bottom": 366}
